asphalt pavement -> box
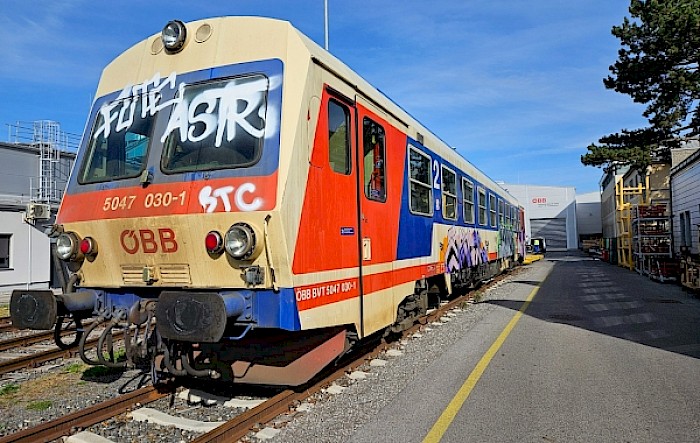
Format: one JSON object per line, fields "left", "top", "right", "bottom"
{"left": 351, "top": 253, "right": 700, "bottom": 442}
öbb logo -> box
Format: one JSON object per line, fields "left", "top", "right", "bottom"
{"left": 120, "top": 228, "right": 178, "bottom": 254}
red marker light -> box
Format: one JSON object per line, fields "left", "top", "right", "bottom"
{"left": 80, "top": 237, "right": 97, "bottom": 256}
{"left": 205, "top": 231, "right": 223, "bottom": 253}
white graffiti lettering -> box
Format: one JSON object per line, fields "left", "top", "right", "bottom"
{"left": 94, "top": 72, "right": 178, "bottom": 140}
{"left": 162, "top": 77, "right": 267, "bottom": 148}
{"left": 93, "top": 72, "right": 267, "bottom": 148}
{"left": 199, "top": 184, "right": 263, "bottom": 213}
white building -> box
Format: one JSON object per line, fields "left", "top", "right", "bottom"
{"left": 575, "top": 191, "right": 602, "bottom": 245}
{"left": 0, "top": 122, "right": 76, "bottom": 294}
{"left": 670, "top": 144, "right": 700, "bottom": 255}
{"left": 501, "top": 184, "right": 578, "bottom": 251}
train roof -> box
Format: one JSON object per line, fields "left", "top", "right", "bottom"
{"left": 96, "top": 16, "right": 517, "bottom": 203}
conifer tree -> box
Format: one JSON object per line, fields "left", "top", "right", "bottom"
{"left": 582, "top": 0, "right": 700, "bottom": 168}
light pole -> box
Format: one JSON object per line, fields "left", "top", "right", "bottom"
{"left": 324, "top": 0, "right": 329, "bottom": 50}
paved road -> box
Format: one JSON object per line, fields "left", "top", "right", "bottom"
{"left": 351, "top": 255, "right": 700, "bottom": 442}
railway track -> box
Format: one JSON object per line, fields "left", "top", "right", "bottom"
{"left": 0, "top": 317, "right": 13, "bottom": 333}
{"left": 0, "top": 385, "right": 170, "bottom": 443}
{"left": 0, "top": 326, "right": 81, "bottom": 352}
{"left": 0, "top": 269, "right": 519, "bottom": 443}
{"left": 0, "top": 328, "right": 121, "bottom": 375}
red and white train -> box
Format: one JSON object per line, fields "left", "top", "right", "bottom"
{"left": 10, "top": 17, "right": 525, "bottom": 385}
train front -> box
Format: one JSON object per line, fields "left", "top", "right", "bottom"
{"left": 10, "top": 18, "right": 340, "bottom": 385}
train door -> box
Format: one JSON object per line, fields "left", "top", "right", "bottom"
{"left": 355, "top": 97, "right": 402, "bottom": 337}
{"left": 292, "top": 88, "right": 363, "bottom": 332}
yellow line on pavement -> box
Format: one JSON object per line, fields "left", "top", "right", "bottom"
{"left": 422, "top": 282, "right": 543, "bottom": 443}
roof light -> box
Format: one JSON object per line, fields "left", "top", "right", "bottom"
{"left": 161, "top": 20, "right": 187, "bottom": 53}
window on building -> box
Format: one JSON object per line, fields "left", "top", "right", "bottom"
{"left": 462, "top": 178, "right": 474, "bottom": 224}
{"left": 478, "top": 188, "right": 487, "bottom": 225}
{"left": 408, "top": 147, "right": 433, "bottom": 216}
{"left": 442, "top": 166, "right": 457, "bottom": 220}
{"left": 489, "top": 193, "right": 497, "bottom": 227}
{"left": 328, "top": 99, "right": 351, "bottom": 175}
{"left": 682, "top": 211, "right": 692, "bottom": 247}
{"left": 363, "top": 118, "right": 386, "bottom": 201}
{"left": 0, "top": 234, "right": 10, "bottom": 269}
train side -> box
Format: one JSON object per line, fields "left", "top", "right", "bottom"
{"left": 10, "top": 17, "right": 525, "bottom": 385}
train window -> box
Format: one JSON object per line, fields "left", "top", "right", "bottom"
{"left": 499, "top": 199, "right": 505, "bottom": 226}
{"left": 462, "top": 178, "right": 475, "bottom": 224}
{"left": 162, "top": 75, "right": 267, "bottom": 173}
{"left": 489, "top": 194, "right": 497, "bottom": 227}
{"left": 363, "top": 118, "right": 386, "bottom": 201}
{"left": 408, "top": 146, "right": 433, "bottom": 216}
{"left": 79, "top": 96, "right": 153, "bottom": 183}
{"left": 328, "top": 100, "right": 351, "bottom": 175}
{"left": 0, "top": 234, "right": 9, "bottom": 269}
{"left": 442, "top": 166, "right": 457, "bottom": 220}
{"left": 478, "top": 188, "right": 487, "bottom": 225}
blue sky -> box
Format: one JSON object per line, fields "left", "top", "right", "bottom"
{"left": 0, "top": 0, "right": 647, "bottom": 194}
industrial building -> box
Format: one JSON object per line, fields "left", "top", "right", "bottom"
{"left": 670, "top": 142, "right": 700, "bottom": 290}
{"left": 575, "top": 191, "right": 603, "bottom": 250}
{"left": 0, "top": 121, "right": 76, "bottom": 294}
{"left": 501, "top": 184, "right": 579, "bottom": 251}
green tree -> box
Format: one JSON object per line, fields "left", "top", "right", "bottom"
{"left": 582, "top": 0, "right": 700, "bottom": 169}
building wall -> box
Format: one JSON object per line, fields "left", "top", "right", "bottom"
{"left": 0, "top": 141, "right": 75, "bottom": 294}
{"left": 575, "top": 191, "right": 602, "bottom": 238}
{"left": 0, "top": 211, "right": 51, "bottom": 292}
{"left": 501, "top": 184, "right": 577, "bottom": 251}
{"left": 671, "top": 152, "right": 700, "bottom": 255}
{"left": 0, "top": 146, "right": 37, "bottom": 200}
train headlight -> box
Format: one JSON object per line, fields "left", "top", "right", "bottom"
{"left": 161, "top": 20, "right": 187, "bottom": 53}
{"left": 56, "top": 232, "right": 82, "bottom": 261}
{"left": 224, "top": 223, "right": 256, "bottom": 260}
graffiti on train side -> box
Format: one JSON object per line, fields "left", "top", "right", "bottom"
{"left": 444, "top": 227, "right": 489, "bottom": 273}
{"left": 498, "top": 225, "right": 515, "bottom": 259}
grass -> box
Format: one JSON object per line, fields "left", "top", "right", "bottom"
{"left": 64, "top": 362, "right": 87, "bottom": 374}
{"left": 0, "top": 303, "right": 8, "bottom": 317}
{"left": 0, "top": 384, "right": 20, "bottom": 397}
{"left": 26, "top": 400, "right": 52, "bottom": 411}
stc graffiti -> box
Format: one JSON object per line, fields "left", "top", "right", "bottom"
{"left": 93, "top": 72, "right": 268, "bottom": 148}
{"left": 444, "top": 227, "right": 489, "bottom": 273}
{"left": 198, "top": 183, "right": 263, "bottom": 213}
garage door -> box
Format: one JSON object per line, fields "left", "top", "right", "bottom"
{"left": 531, "top": 218, "right": 567, "bottom": 250}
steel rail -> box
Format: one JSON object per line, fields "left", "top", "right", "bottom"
{"left": 0, "top": 386, "right": 170, "bottom": 443}
{"left": 0, "top": 331, "right": 123, "bottom": 375}
{"left": 0, "top": 329, "right": 74, "bottom": 352}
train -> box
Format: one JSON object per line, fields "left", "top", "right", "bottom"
{"left": 10, "top": 17, "right": 526, "bottom": 385}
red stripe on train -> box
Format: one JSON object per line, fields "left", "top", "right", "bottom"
{"left": 57, "top": 173, "right": 278, "bottom": 223}
{"left": 294, "top": 262, "right": 444, "bottom": 311}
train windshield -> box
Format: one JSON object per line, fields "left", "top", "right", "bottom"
{"left": 161, "top": 75, "right": 268, "bottom": 173}
{"left": 79, "top": 97, "right": 153, "bottom": 184}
